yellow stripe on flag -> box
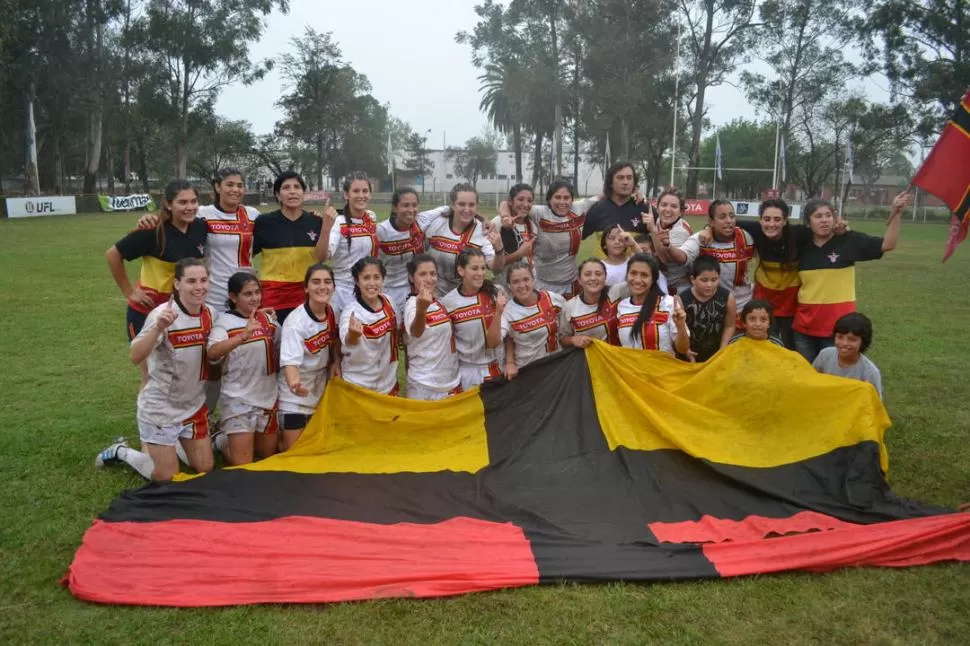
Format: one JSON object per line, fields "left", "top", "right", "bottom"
{"left": 240, "top": 379, "right": 490, "bottom": 475}
{"left": 585, "top": 339, "right": 890, "bottom": 471}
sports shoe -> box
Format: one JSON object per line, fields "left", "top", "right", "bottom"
{"left": 95, "top": 437, "right": 128, "bottom": 468}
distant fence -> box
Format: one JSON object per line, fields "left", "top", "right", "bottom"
{"left": 0, "top": 191, "right": 953, "bottom": 224}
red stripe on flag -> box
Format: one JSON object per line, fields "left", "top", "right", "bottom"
{"left": 65, "top": 516, "right": 539, "bottom": 606}
{"left": 650, "top": 510, "right": 861, "bottom": 544}
{"left": 703, "top": 513, "right": 970, "bottom": 577}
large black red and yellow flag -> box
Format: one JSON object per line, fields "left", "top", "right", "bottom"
{"left": 67, "top": 341, "right": 970, "bottom": 606}
{"left": 913, "top": 88, "right": 970, "bottom": 262}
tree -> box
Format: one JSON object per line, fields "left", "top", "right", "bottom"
{"left": 188, "top": 117, "right": 256, "bottom": 182}
{"left": 130, "top": 0, "right": 287, "bottom": 178}
{"left": 740, "top": 0, "right": 859, "bottom": 188}
{"left": 699, "top": 120, "right": 776, "bottom": 198}
{"left": 447, "top": 133, "right": 500, "bottom": 188}
{"left": 478, "top": 59, "right": 527, "bottom": 181}
{"left": 862, "top": 0, "right": 970, "bottom": 135}
{"left": 679, "top": 0, "right": 760, "bottom": 196}
{"left": 402, "top": 129, "right": 435, "bottom": 180}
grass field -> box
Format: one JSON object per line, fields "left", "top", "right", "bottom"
{"left": 1, "top": 208, "right": 969, "bottom": 645}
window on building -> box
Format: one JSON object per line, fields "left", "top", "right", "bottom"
{"left": 446, "top": 174, "right": 453, "bottom": 179}
{"left": 498, "top": 174, "right": 507, "bottom": 180}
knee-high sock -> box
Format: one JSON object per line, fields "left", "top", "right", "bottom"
{"left": 116, "top": 446, "right": 154, "bottom": 480}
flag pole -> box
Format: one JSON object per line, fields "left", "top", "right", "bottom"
{"left": 670, "top": 19, "right": 682, "bottom": 188}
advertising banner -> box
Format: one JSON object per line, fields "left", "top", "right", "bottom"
{"left": 99, "top": 194, "right": 156, "bottom": 212}
{"left": 6, "top": 196, "right": 77, "bottom": 218}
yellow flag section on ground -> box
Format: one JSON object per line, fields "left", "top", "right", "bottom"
{"left": 240, "top": 379, "right": 490, "bottom": 475}
{"left": 585, "top": 339, "right": 891, "bottom": 472}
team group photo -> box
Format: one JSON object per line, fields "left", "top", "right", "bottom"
{"left": 1, "top": 0, "right": 968, "bottom": 643}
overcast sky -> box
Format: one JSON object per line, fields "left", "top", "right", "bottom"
{"left": 215, "top": 0, "right": 886, "bottom": 149}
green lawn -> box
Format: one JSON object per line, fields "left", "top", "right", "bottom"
{"left": 1, "top": 209, "right": 968, "bottom": 645}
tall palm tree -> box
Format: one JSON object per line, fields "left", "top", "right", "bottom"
{"left": 479, "top": 60, "right": 525, "bottom": 182}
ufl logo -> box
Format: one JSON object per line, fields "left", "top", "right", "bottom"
{"left": 25, "top": 200, "right": 35, "bottom": 214}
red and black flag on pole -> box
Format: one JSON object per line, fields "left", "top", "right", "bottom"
{"left": 66, "top": 342, "right": 970, "bottom": 607}
{"left": 912, "top": 88, "right": 970, "bottom": 262}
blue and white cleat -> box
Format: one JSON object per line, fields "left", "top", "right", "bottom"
{"left": 95, "top": 437, "right": 129, "bottom": 468}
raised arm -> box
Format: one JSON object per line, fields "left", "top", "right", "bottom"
{"left": 882, "top": 191, "right": 912, "bottom": 253}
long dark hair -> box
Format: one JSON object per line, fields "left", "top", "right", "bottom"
{"left": 211, "top": 167, "right": 244, "bottom": 210}
{"left": 351, "top": 256, "right": 385, "bottom": 300}
{"left": 456, "top": 247, "right": 496, "bottom": 298}
{"left": 225, "top": 271, "right": 260, "bottom": 312}
{"left": 758, "top": 198, "right": 798, "bottom": 270}
{"left": 341, "top": 171, "right": 373, "bottom": 250}
{"left": 447, "top": 182, "right": 480, "bottom": 232}
{"left": 578, "top": 257, "right": 611, "bottom": 314}
{"left": 156, "top": 180, "right": 198, "bottom": 255}
{"left": 406, "top": 252, "right": 436, "bottom": 295}
{"left": 603, "top": 161, "right": 638, "bottom": 200}
{"left": 545, "top": 179, "right": 575, "bottom": 204}
{"left": 390, "top": 187, "right": 419, "bottom": 229}
{"left": 627, "top": 253, "right": 663, "bottom": 343}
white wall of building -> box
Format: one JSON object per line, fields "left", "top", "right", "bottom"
{"left": 409, "top": 149, "right": 606, "bottom": 199}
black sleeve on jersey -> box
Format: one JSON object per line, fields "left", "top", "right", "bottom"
{"left": 851, "top": 231, "right": 885, "bottom": 262}
{"left": 252, "top": 215, "right": 265, "bottom": 255}
{"left": 114, "top": 228, "right": 159, "bottom": 261}
{"left": 581, "top": 202, "right": 605, "bottom": 239}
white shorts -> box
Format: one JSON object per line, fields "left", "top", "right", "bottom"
{"left": 220, "top": 398, "right": 278, "bottom": 435}
{"left": 384, "top": 285, "right": 411, "bottom": 320}
{"left": 138, "top": 405, "right": 210, "bottom": 446}
{"left": 459, "top": 362, "right": 501, "bottom": 391}
{"left": 406, "top": 377, "right": 461, "bottom": 401}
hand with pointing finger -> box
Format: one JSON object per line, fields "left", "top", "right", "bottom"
{"left": 241, "top": 309, "right": 261, "bottom": 341}
{"left": 321, "top": 197, "right": 338, "bottom": 232}
{"left": 348, "top": 313, "right": 363, "bottom": 336}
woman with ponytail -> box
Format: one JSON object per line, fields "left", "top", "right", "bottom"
{"left": 316, "top": 172, "right": 379, "bottom": 317}
{"left": 440, "top": 248, "right": 508, "bottom": 390}
{"left": 616, "top": 253, "right": 690, "bottom": 355}
{"left": 378, "top": 187, "right": 426, "bottom": 316}
{"left": 560, "top": 258, "right": 620, "bottom": 347}
{"left": 206, "top": 273, "right": 280, "bottom": 465}
{"left": 339, "top": 257, "right": 400, "bottom": 396}
{"left": 107, "top": 181, "right": 208, "bottom": 383}
{"left": 418, "top": 183, "right": 506, "bottom": 297}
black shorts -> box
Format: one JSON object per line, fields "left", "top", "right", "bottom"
{"left": 280, "top": 413, "right": 312, "bottom": 431}
{"left": 126, "top": 306, "right": 148, "bottom": 341}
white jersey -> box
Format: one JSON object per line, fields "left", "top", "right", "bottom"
{"left": 135, "top": 300, "right": 216, "bottom": 426}
{"left": 339, "top": 295, "right": 400, "bottom": 395}
{"left": 403, "top": 295, "right": 460, "bottom": 393}
{"left": 419, "top": 207, "right": 495, "bottom": 297}
{"left": 501, "top": 291, "right": 567, "bottom": 368}
{"left": 440, "top": 286, "right": 502, "bottom": 369}
{"left": 377, "top": 217, "right": 425, "bottom": 291}
{"left": 616, "top": 294, "right": 686, "bottom": 354}
{"left": 528, "top": 199, "right": 596, "bottom": 287}
{"left": 603, "top": 260, "right": 627, "bottom": 287}
{"left": 278, "top": 303, "right": 337, "bottom": 414}
{"left": 561, "top": 294, "right": 618, "bottom": 343}
{"left": 679, "top": 228, "right": 755, "bottom": 308}
{"left": 198, "top": 204, "right": 260, "bottom": 309}
{"left": 661, "top": 218, "right": 694, "bottom": 293}
{"left": 327, "top": 210, "right": 379, "bottom": 288}
{"left": 208, "top": 310, "right": 280, "bottom": 410}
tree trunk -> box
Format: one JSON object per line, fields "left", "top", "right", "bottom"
{"left": 316, "top": 133, "right": 324, "bottom": 191}
{"left": 25, "top": 90, "right": 40, "bottom": 195}
{"left": 685, "top": 81, "right": 707, "bottom": 196}
{"left": 620, "top": 117, "right": 630, "bottom": 160}
{"left": 124, "top": 140, "right": 132, "bottom": 193}
{"left": 83, "top": 2, "right": 105, "bottom": 194}
{"left": 531, "top": 132, "right": 544, "bottom": 188}
{"left": 513, "top": 123, "right": 523, "bottom": 181}
{"left": 106, "top": 144, "right": 115, "bottom": 192}
{"left": 137, "top": 136, "right": 149, "bottom": 192}
{"left": 53, "top": 138, "right": 64, "bottom": 195}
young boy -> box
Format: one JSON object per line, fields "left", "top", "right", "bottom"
{"left": 812, "top": 312, "right": 883, "bottom": 399}
{"left": 680, "top": 256, "right": 736, "bottom": 362}
{"left": 728, "top": 299, "right": 785, "bottom": 348}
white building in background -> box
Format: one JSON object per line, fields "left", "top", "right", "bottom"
{"left": 397, "top": 149, "right": 607, "bottom": 199}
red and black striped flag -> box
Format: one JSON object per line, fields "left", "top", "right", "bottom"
{"left": 66, "top": 341, "right": 970, "bottom": 606}
{"left": 913, "top": 88, "right": 970, "bottom": 262}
